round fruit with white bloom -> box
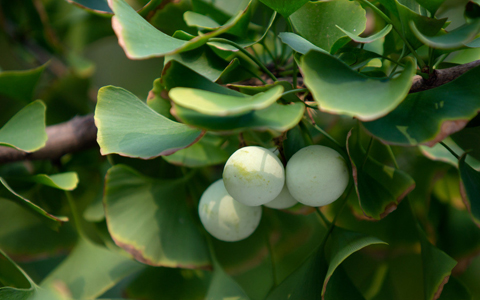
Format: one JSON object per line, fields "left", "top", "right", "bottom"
{"left": 263, "top": 184, "right": 298, "bottom": 209}
{"left": 198, "top": 179, "right": 262, "bottom": 242}
{"left": 223, "top": 146, "right": 285, "bottom": 206}
{"left": 286, "top": 145, "right": 349, "bottom": 207}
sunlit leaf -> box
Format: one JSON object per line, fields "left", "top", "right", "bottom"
{"left": 337, "top": 24, "right": 392, "bottom": 44}
{"left": 410, "top": 20, "right": 480, "bottom": 50}
{"left": 169, "top": 85, "right": 283, "bottom": 116}
{"left": 290, "top": 0, "right": 366, "bottom": 52}
{"left": 458, "top": 154, "right": 480, "bottom": 228}
{"left": 41, "top": 238, "right": 144, "bottom": 299}
{"left": 0, "top": 100, "right": 47, "bottom": 152}
{"left": 24, "top": 173, "right": 79, "bottom": 191}
{"left": 363, "top": 65, "right": 480, "bottom": 146}
{"left": 95, "top": 86, "right": 204, "bottom": 159}
{"left": 346, "top": 127, "right": 416, "bottom": 220}
{"left": 0, "top": 178, "right": 67, "bottom": 231}
{"left": 103, "top": 165, "right": 211, "bottom": 268}
{"left": 109, "top": 0, "right": 250, "bottom": 59}
{"left": 300, "top": 51, "right": 415, "bottom": 121}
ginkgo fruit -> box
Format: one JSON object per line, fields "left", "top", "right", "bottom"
{"left": 198, "top": 179, "right": 262, "bottom": 242}
{"left": 263, "top": 184, "right": 298, "bottom": 209}
{"left": 223, "top": 146, "right": 285, "bottom": 206}
{"left": 286, "top": 145, "right": 349, "bottom": 207}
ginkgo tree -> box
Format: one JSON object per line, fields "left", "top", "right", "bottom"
{"left": 1, "top": 0, "right": 480, "bottom": 299}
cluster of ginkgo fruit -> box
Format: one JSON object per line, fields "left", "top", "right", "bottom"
{"left": 198, "top": 145, "right": 350, "bottom": 242}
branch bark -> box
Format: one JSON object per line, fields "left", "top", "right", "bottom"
{"left": 410, "top": 60, "right": 480, "bottom": 93}
{"left": 0, "top": 114, "right": 97, "bottom": 164}
{"left": 0, "top": 60, "right": 479, "bottom": 164}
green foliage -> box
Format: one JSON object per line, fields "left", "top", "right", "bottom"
{"left": 1, "top": 0, "right": 480, "bottom": 299}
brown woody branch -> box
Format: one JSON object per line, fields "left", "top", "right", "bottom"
{"left": 410, "top": 59, "right": 480, "bottom": 93}
{"left": 0, "top": 114, "right": 97, "bottom": 164}
{"left": 0, "top": 60, "right": 479, "bottom": 164}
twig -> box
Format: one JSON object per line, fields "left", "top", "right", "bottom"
{"left": 0, "top": 114, "right": 97, "bottom": 164}
{"left": 410, "top": 59, "right": 480, "bottom": 93}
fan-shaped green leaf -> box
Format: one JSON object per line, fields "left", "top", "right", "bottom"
{"left": 0, "top": 178, "right": 67, "bottom": 231}
{"left": 362, "top": 65, "right": 480, "bottom": 146}
{"left": 300, "top": 51, "right": 415, "bottom": 121}
{"left": 437, "top": 277, "right": 472, "bottom": 300}
{"left": 95, "top": 86, "right": 204, "bottom": 159}
{"left": 0, "top": 64, "right": 46, "bottom": 102}
{"left": 459, "top": 154, "right": 480, "bottom": 228}
{"left": 165, "top": 45, "right": 232, "bottom": 82}
{"left": 184, "top": 11, "right": 221, "bottom": 29}
{"left": 125, "top": 267, "right": 211, "bottom": 299}
{"left": 0, "top": 200, "right": 76, "bottom": 261}
{"left": 161, "top": 60, "right": 242, "bottom": 96}
{"left": 415, "top": 0, "right": 445, "bottom": 15}
{"left": 0, "top": 101, "right": 47, "bottom": 152}
{"left": 103, "top": 165, "right": 211, "bottom": 268}
{"left": 337, "top": 24, "right": 392, "bottom": 44}
{"left": 206, "top": 260, "right": 251, "bottom": 300}
{"left": 290, "top": 0, "right": 366, "bottom": 52}
{"left": 0, "top": 248, "right": 71, "bottom": 300}
{"left": 346, "top": 127, "right": 416, "bottom": 220}
{"left": 173, "top": 102, "right": 304, "bottom": 132}
{"left": 169, "top": 85, "right": 283, "bottom": 116}
{"left": 396, "top": 2, "right": 447, "bottom": 49}
{"left": 25, "top": 173, "right": 79, "bottom": 191}
{"left": 41, "top": 238, "right": 144, "bottom": 299}
{"left": 322, "top": 227, "right": 387, "bottom": 297}
{"left": 418, "top": 225, "right": 457, "bottom": 300}
{"left": 258, "top": 0, "right": 309, "bottom": 17}
{"left": 109, "top": 0, "right": 250, "bottom": 59}
{"left": 163, "top": 134, "right": 238, "bottom": 167}
{"left": 266, "top": 227, "right": 382, "bottom": 300}
{"left": 410, "top": 20, "right": 480, "bottom": 50}
{"left": 419, "top": 137, "right": 480, "bottom": 170}
{"left": 66, "top": 0, "right": 163, "bottom": 15}
{"left": 278, "top": 32, "right": 327, "bottom": 55}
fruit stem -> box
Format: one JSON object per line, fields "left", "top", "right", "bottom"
{"left": 264, "top": 218, "right": 278, "bottom": 287}
{"left": 315, "top": 207, "right": 330, "bottom": 227}
{"left": 440, "top": 141, "right": 460, "bottom": 160}
{"left": 318, "top": 184, "right": 354, "bottom": 247}
{"left": 311, "top": 123, "right": 344, "bottom": 150}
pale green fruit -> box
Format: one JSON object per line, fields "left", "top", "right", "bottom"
{"left": 223, "top": 146, "right": 285, "bottom": 206}
{"left": 286, "top": 145, "right": 349, "bottom": 207}
{"left": 198, "top": 179, "right": 262, "bottom": 242}
{"left": 263, "top": 184, "right": 298, "bottom": 209}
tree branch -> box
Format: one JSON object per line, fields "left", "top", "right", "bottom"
{"left": 410, "top": 59, "right": 480, "bottom": 93}
{"left": 0, "top": 60, "right": 479, "bottom": 165}
{"left": 0, "top": 114, "right": 97, "bottom": 164}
